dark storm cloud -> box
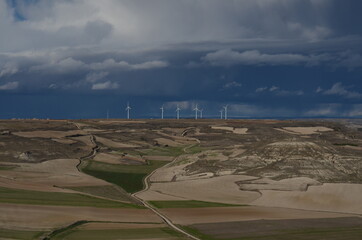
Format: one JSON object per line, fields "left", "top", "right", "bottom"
{"left": 1, "top": 0, "right": 362, "bottom": 118}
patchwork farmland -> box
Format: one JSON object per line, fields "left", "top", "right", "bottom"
{"left": 0, "top": 119, "right": 361, "bottom": 239}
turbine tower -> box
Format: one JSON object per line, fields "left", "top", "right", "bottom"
{"left": 176, "top": 105, "right": 181, "bottom": 119}
{"left": 220, "top": 109, "right": 223, "bottom": 119}
{"left": 200, "top": 109, "right": 203, "bottom": 119}
{"left": 223, "top": 105, "right": 228, "bottom": 120}
{"left": 193, "top": 104, "right": 199, "bottom": 120}
{"left": 125, "top": 102, "right": 131, "bottom": 119}
{"left": 160, "top": 105, "right": 164, "bottom": 119}
{"left": 107, "top": 109, "right": 109, "bottom": 120}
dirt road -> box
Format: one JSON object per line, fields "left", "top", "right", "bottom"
{"left": 72, "top": 120, "right": 201, "bottom": 240}
{"left": 132, "top": 142, "right": 202, "bottom": 240}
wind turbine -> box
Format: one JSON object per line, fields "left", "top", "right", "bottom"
{"left": 107, "top": 109, "right": 109, "bottom": 120}
{"left": 200, "top": 109, "right": 203, "bottom": 119}
{"left": 125, "top": 102, "right": 131, "bottom": 119}
{"left": 160, "top": 105, "right": 164, "bottom": 119}
{"left": 176, "top": 105, "right": 181, "bottom": 119}
{"left": 220, "top": 109, "right": 223, "bottom": 119}
{"left": 223, "top": 105, "right": 228, "bottom": 120}
{"left": 193, "top": 104, "right": 199, "bottom": 120}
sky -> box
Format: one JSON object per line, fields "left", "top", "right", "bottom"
{"left": 1, "top": 0, "right": 362, "bottom": 119}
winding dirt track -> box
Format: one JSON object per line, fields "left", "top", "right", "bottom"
{"left": 132, "top": 143, "right": 201, "bottom": 240}
{"left": 72, "top": 121, "right": 201, "bottom": 240}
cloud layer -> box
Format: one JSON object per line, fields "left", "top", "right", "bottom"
{"left": 1, "top": 0, "right": 362, "bottom": 118}
{"left": 1, "top": 0, "right": 339, "bottom": 52}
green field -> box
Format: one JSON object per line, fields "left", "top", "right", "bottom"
{"left": 180, "top": 225, "right": 362, "bottom": 240}
{"left": 185, "top": 145, "right": 203, "bottom": 154}
{"left": 82, "top": 160, "right": 168, "bottom": 193}
{"left": 149, "top": 200, "right": 243, "bottom": 208}
{"left": 53, "top": 227, "right": 186, "bottom": 240}
{"left": 0, "top": 187, "right": 142, "bottom": 208}
{"left": 0, "top": 228, "right": 46, "bottom": 240}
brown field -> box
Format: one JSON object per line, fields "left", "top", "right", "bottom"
{"left": 0, "top": 159, "right": 110, "bottom": 192}
{"left": 12, "top": 130, "right": 87, "bottom": 139}
{"left": 78, "top": 222, "right": 166, "bottom": 230}
{"left": 211, "top": 126, "right": 248, "bottom": 134}
{"left": 253, "top": 183, "right": 362, "bottom": 214}
{"left": 95, "top": 136, "right": 140, "bottom": 148}
{"left": 93, "top": 152, "right": 144, "bottom": 165}
{"left": 159, "top": 206, "right": 354, "bottom": 224}
{"left": 190, "top": 217, "right": 362, "bottom": 239}
{"left": 139, "top": 175, "right": 260, "bottom": 204}
{"left": 238, "top": 177, "right": 321, "bottom": 191}
{"left": 143, "top": 155, "right": 174, "bottom": 161}
{"left": 0, "top": 203, "right": 161, "bottom": 230}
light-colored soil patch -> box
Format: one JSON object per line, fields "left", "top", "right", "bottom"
{"left": 274, "top": 128, "right": 300, "bottom": 135}
{"left": 13, "top": 130, "right": 86, "bottom": 139}
{"left": 94, "top": 153, "right": 144, "bottom": 165}
{"left": 0, "top": 203, "right": 161, "bottom": 230}
{"left": 96, "top": 136, "right": 139, "bottom": 148}
{"left": 159, "top": 206, "right": 353, "bottom": 225}
{"left": 138, "top": 175, "right": 260, "bottom": 204}
{"left": 282, "top": 126, "right": 334, "bottom": 135}
{"left": 253, "top": 183, "right": 362, "bottom": 214}
{"left": 78, "top": 222, "right": 165, "bottom": 230}
{"left": 233, "top": 128, "right": 248, "bottom": 134}
{"left": 239, "top": 177, "right": 321, "bottom": 192}
{"left": 211, "top": 126, "right": 234, "bottom": 132}
{"left": 211, "top": 126, "right": 248, "bottom": 134}
{"left": 0, "top": 159, "right": 110, "bottom": 192}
